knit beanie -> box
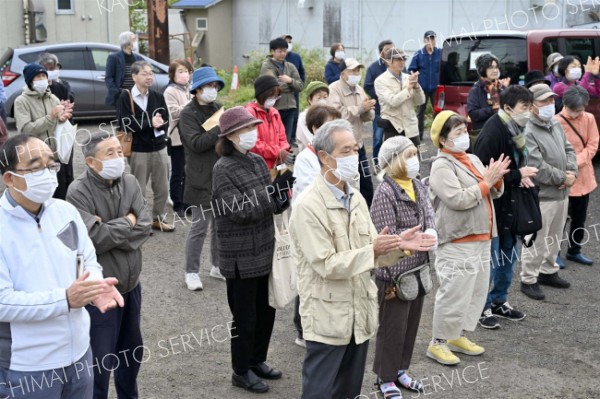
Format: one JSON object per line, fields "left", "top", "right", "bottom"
{"left": 23, "top": 63, "right": 48, "bottom": 86}
{"left": 254, "top": 75, "right": 279, "bottom": 99}
{"left": 377, "top": 136, "right": 414, "bottom": 170}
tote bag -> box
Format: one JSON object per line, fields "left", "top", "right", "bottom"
{"left": 54, "top": 120, "right": 77, "bottom": 164}
{"left": 268, "top": 210, "right": 297, "bottom": 309}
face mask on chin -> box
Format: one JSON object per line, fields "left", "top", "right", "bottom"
{"left": 9, "top": 168, "right": 58, "bottom": 204}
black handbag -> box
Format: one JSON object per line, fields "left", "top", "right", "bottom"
{"left": 512, "top": 186, "right": 542, "bottom": 246}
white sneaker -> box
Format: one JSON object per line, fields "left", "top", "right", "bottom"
{"left": 294, "top": 337, "right": 306, "bottom": 348}
{"left": 185, "top": 273, "right": 203, "bottom": 291}
{"left": 209, "top": 266, "right": 226, "bottom": 281}
{"left": 167, "top": 197, "right": 174, "bottom": 207}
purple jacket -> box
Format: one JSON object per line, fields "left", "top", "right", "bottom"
{"left": 370, "top": 176, "right": 436, "bottom": 281}
{"left": 553, "top": 72, "right": 600, "bottom": 98}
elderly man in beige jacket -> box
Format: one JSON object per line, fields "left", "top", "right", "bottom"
{"left": 290, "top": 119, "right": 436, "bottom": 399}
{"left": 328, "top": 58, "right": 376, "bottom": 206}
{"left": 375, "top": 48, "right": 425, "bottom": 148}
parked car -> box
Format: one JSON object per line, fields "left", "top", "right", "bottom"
{"left": 434, "top": 29, "right": 600, "bottom": 129}
{"left": 0, "top": 42, "right": 170, "bottom": 119}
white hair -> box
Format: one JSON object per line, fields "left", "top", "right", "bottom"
{"left": 118, "top": 31, "right": 135, "bottom": 49}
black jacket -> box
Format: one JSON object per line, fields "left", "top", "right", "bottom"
{"left": 473, "top": 113, "right": 524, "bottom": 233}
{"left": 179, "top": 99, "right": 221, "bottom": 207}
{"left": 117, "top": 88, "right": 169, "bottom": 153}
{"left": 467, "top": 80, "right": 495, "bottom": 131}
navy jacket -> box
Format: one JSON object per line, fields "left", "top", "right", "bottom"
{"left": 467, "top": 80, "right": 497, "bottom": 131}
{"left": 325, "top": 60, "right": 343, "bottom": 84}
{"left": 364, "top": 60, "right": 387, "bottom": 114}
{"left": 408, "top": 47, "right": 442, "bottom": 93}
{"left": 105, "top": 51, "right": 143, "bottom": 106}
{"left": 285, "top": 51, "right": 305, "bottom": 82}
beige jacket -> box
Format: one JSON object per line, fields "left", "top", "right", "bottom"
{"left": 289, "top": 176, "right": 404, "bottom": 346}
{"left": 374, "top": 70, "right": 425, "bottom": 139}
{"left": 14, "top": 86, "right": 60, "bottom": 153}
{"left": 164, "top": 83, "right": 192, "bottom": 147}
{"left": 327, "top": 79, "right": 374, "bottom": 147}
{"left": 429, "top": 152, "right": 503, "bottom": 245}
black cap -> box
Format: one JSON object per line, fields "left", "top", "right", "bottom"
{"left": 524, "top": 70, "right": 551, "bottom": 88}
{"left": 424, "top": 30, "right": 436, "bottom": 38}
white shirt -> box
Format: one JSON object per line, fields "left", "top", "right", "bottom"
{"left": 131, "top": 85, "right": 165, "bottom": 137}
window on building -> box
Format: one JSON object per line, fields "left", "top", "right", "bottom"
{"left": 56, "top": 0, "right": 74, "bottom": 15}
{"left": 196, "top": 18, "right": 208, "bottom": 31}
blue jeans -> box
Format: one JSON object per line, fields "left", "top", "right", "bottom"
{"left": 0, "top": 349, "right": 93, "bottom": 399}
{"left": 485, "top": 232, "right": 520, "bottom": 310}
{"left": 372, "top": 114, "right": 384, "bottom": 162}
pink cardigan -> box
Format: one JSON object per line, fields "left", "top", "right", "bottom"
{"left": 555, "top": 110, "right": 599, "bottom": 196}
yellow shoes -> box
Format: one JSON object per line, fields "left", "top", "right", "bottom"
{"left": 447, "top": 336, "right": 485, "bottom": 356}
{"left": 427, "top": 337, "right": 485, "bottom": 366}
{"left": 426, "top": 342, "right": 460, "bottom": 365}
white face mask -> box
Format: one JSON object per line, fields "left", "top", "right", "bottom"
{"left": 198, "top": 87, "right": 218, "bottom": 103}
{"left": 317, "top": 99, "right": 328, "bottom": 105}
{"left": 568, "top": 67, "right": 582, "bottom": 80}
{"left": 405, "top": 156, "right": 420, "bottom": 179}
{"left": 448, "top": 134, "right": 470, "bottom": 153}
{"left": 346, "top": 74, "right": 361, "bottom": 86}
{"left": 331, "top": 154, "right": 359, "bottom": 182}
{"left": 536, "top": 104, "right": 555, "bottom": 121}
{"left": 10, "top": 168, "right": 58, "bottom": 204}
{"left": 553, "top": 65, "right": 559, "bottom": 75}
{"left": 237, "top": 129, "right": 258, "bottom": 151}
{"left": 264, "top": 97, "right": 278, "bottom": 109}
{"left": 132, "top": 40, "right": 140, "bottom": 53}
{"left": 32, "top": 79, "right": 48, "bottom": 93}
{"left": 47, "top": 70, "right": 59, "bottom": 81}
{"left": 97, "top": 157, "right": 125, "bottom": 180}
{"left": 335, "top": 51, "right": 346, "bottom": 60}
{"left": 508, "top": 107, "right": 531, "bottom": 127}
{"left": 287, "top": 43, "right": 293, "bottom": 52}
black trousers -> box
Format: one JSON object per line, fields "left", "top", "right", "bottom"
{"left": 302, "top": 336, "right": 369, "bottom": 399}
{"left": 568, "top": 194, "right": 590, "bottom": 254}
{"left": 53, "top": 152, "right": 74, "bottom": 200}
{"left": 279, "top": 108, "right": 296, "bottom": 145}
{"left": 169, "top": 145, "right": 187, "bottom": 211}
{"left": 293, "top": 295, "right": 303, "bottom": 338}
{"left": 226, "top": 272, "right": 276, "bottom": 375}
{"left": 416, "top": 90, "right": 436, "bottom": 140}
{"left": 358, "top": 146, "right": 374, "bottom": 207}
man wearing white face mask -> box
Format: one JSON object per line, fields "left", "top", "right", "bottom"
{"left": 0, "top": 134, "right": 124, "bottom": 399}
{"left": 179, "top": 66, "right": 227, "bottom": 290}
{"left": 290, "top": 120, "right": 435, "bottom": 399}
{"left": 328, "top": 58, "right": 376, "bottom": 206}
{"left": 520, "top": 84, "right": 577, "bottom": 300}
{"left": 14, "top": 63, "right": 74, "bottom": 200}
{"left": 67, "top": 132, "right": 151, "bottom": 398}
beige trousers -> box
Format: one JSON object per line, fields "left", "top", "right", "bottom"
{"left": 519, "top": 198, "right": 568, "bottom": 284}
{"left": 129, "top": 148, "right": 169, "bottom": 219}
{"left": 432, "top": 240, "right": 491, "bottom": 340}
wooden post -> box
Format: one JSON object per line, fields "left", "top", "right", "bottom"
{"left": 147, "top": 0, "right": 170, "bottom": 65}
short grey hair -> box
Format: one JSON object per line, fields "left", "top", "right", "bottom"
{"left": 37, "top": 52, "right": 59, "bottom": 67}
{"left": 131, "top": 61, "right": 151, "bottom": 75}
{"left": 312, "top": 119, "right": 354, "bottom": 165}
{"left": 563, "top": 85, "right": 590, "bottom": 110}
{"left": 119, "top": 31, "right": 135, "bottom": 49}
{"left": 82, "top": 131, "right": 115, "bottom": 158}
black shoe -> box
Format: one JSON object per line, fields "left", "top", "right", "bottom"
{"left": 520, "top": 282, "right": 545, "bottom": 300}
{"left": 478, "top": 308, "right": 500, "bottom": 329}
{"left": 232, "top": 370, "right": 269, "bottom": 393}
{"left": 491, "top": 302, "right": 526, "bottom": 321}
{"left": 538, "top": 272, "right": 570, "bottom": 289}
{"left": 250, "top": 362, "right": 282, "bottom": 380}
{"left": 566, "top": 252, "right": 594, "bottom": 265}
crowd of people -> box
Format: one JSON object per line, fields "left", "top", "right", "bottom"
{"left": 0, "top": 27, "right": 597, "bottom": 399}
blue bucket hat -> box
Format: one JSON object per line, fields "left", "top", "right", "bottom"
{"left": 190, "top": 67, "right": 225, "bottom": 93}
{"left": 23, "top": 63, "right": 48, "bottom": 86}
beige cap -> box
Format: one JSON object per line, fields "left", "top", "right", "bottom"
{"left": 341, "top": 58, "right": 364, "bottom": 71}
{"left": 530, "top": 83, "right": 557, "bottom": 101}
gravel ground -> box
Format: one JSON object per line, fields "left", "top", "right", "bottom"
{"left": 3, "top": 120, "right": 599, "bottom": 399}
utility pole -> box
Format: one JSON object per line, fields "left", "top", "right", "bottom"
{"left": 147, "top": 0, "right": 170, "bottom": 64}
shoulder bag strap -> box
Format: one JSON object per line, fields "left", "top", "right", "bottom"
{"left": 558, "top": 114, "right": 587, "bottom": 147}
{"left": 126, "top": 89, "right": 135, "bottom": 114}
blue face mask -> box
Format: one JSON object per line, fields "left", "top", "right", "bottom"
{"left": 536, "top": 104, "right": 555, "bottom": 121}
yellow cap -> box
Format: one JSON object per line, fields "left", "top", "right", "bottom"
{"left": 430, "top": 110, "right": 457, "bottom": 148}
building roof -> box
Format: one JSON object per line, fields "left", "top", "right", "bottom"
{"left": 171, "top": 0, "right": 222, "bottom": 9}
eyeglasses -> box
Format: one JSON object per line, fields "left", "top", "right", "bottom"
{"left": 14, "top": 164, "right": 61, "bottom": 176}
